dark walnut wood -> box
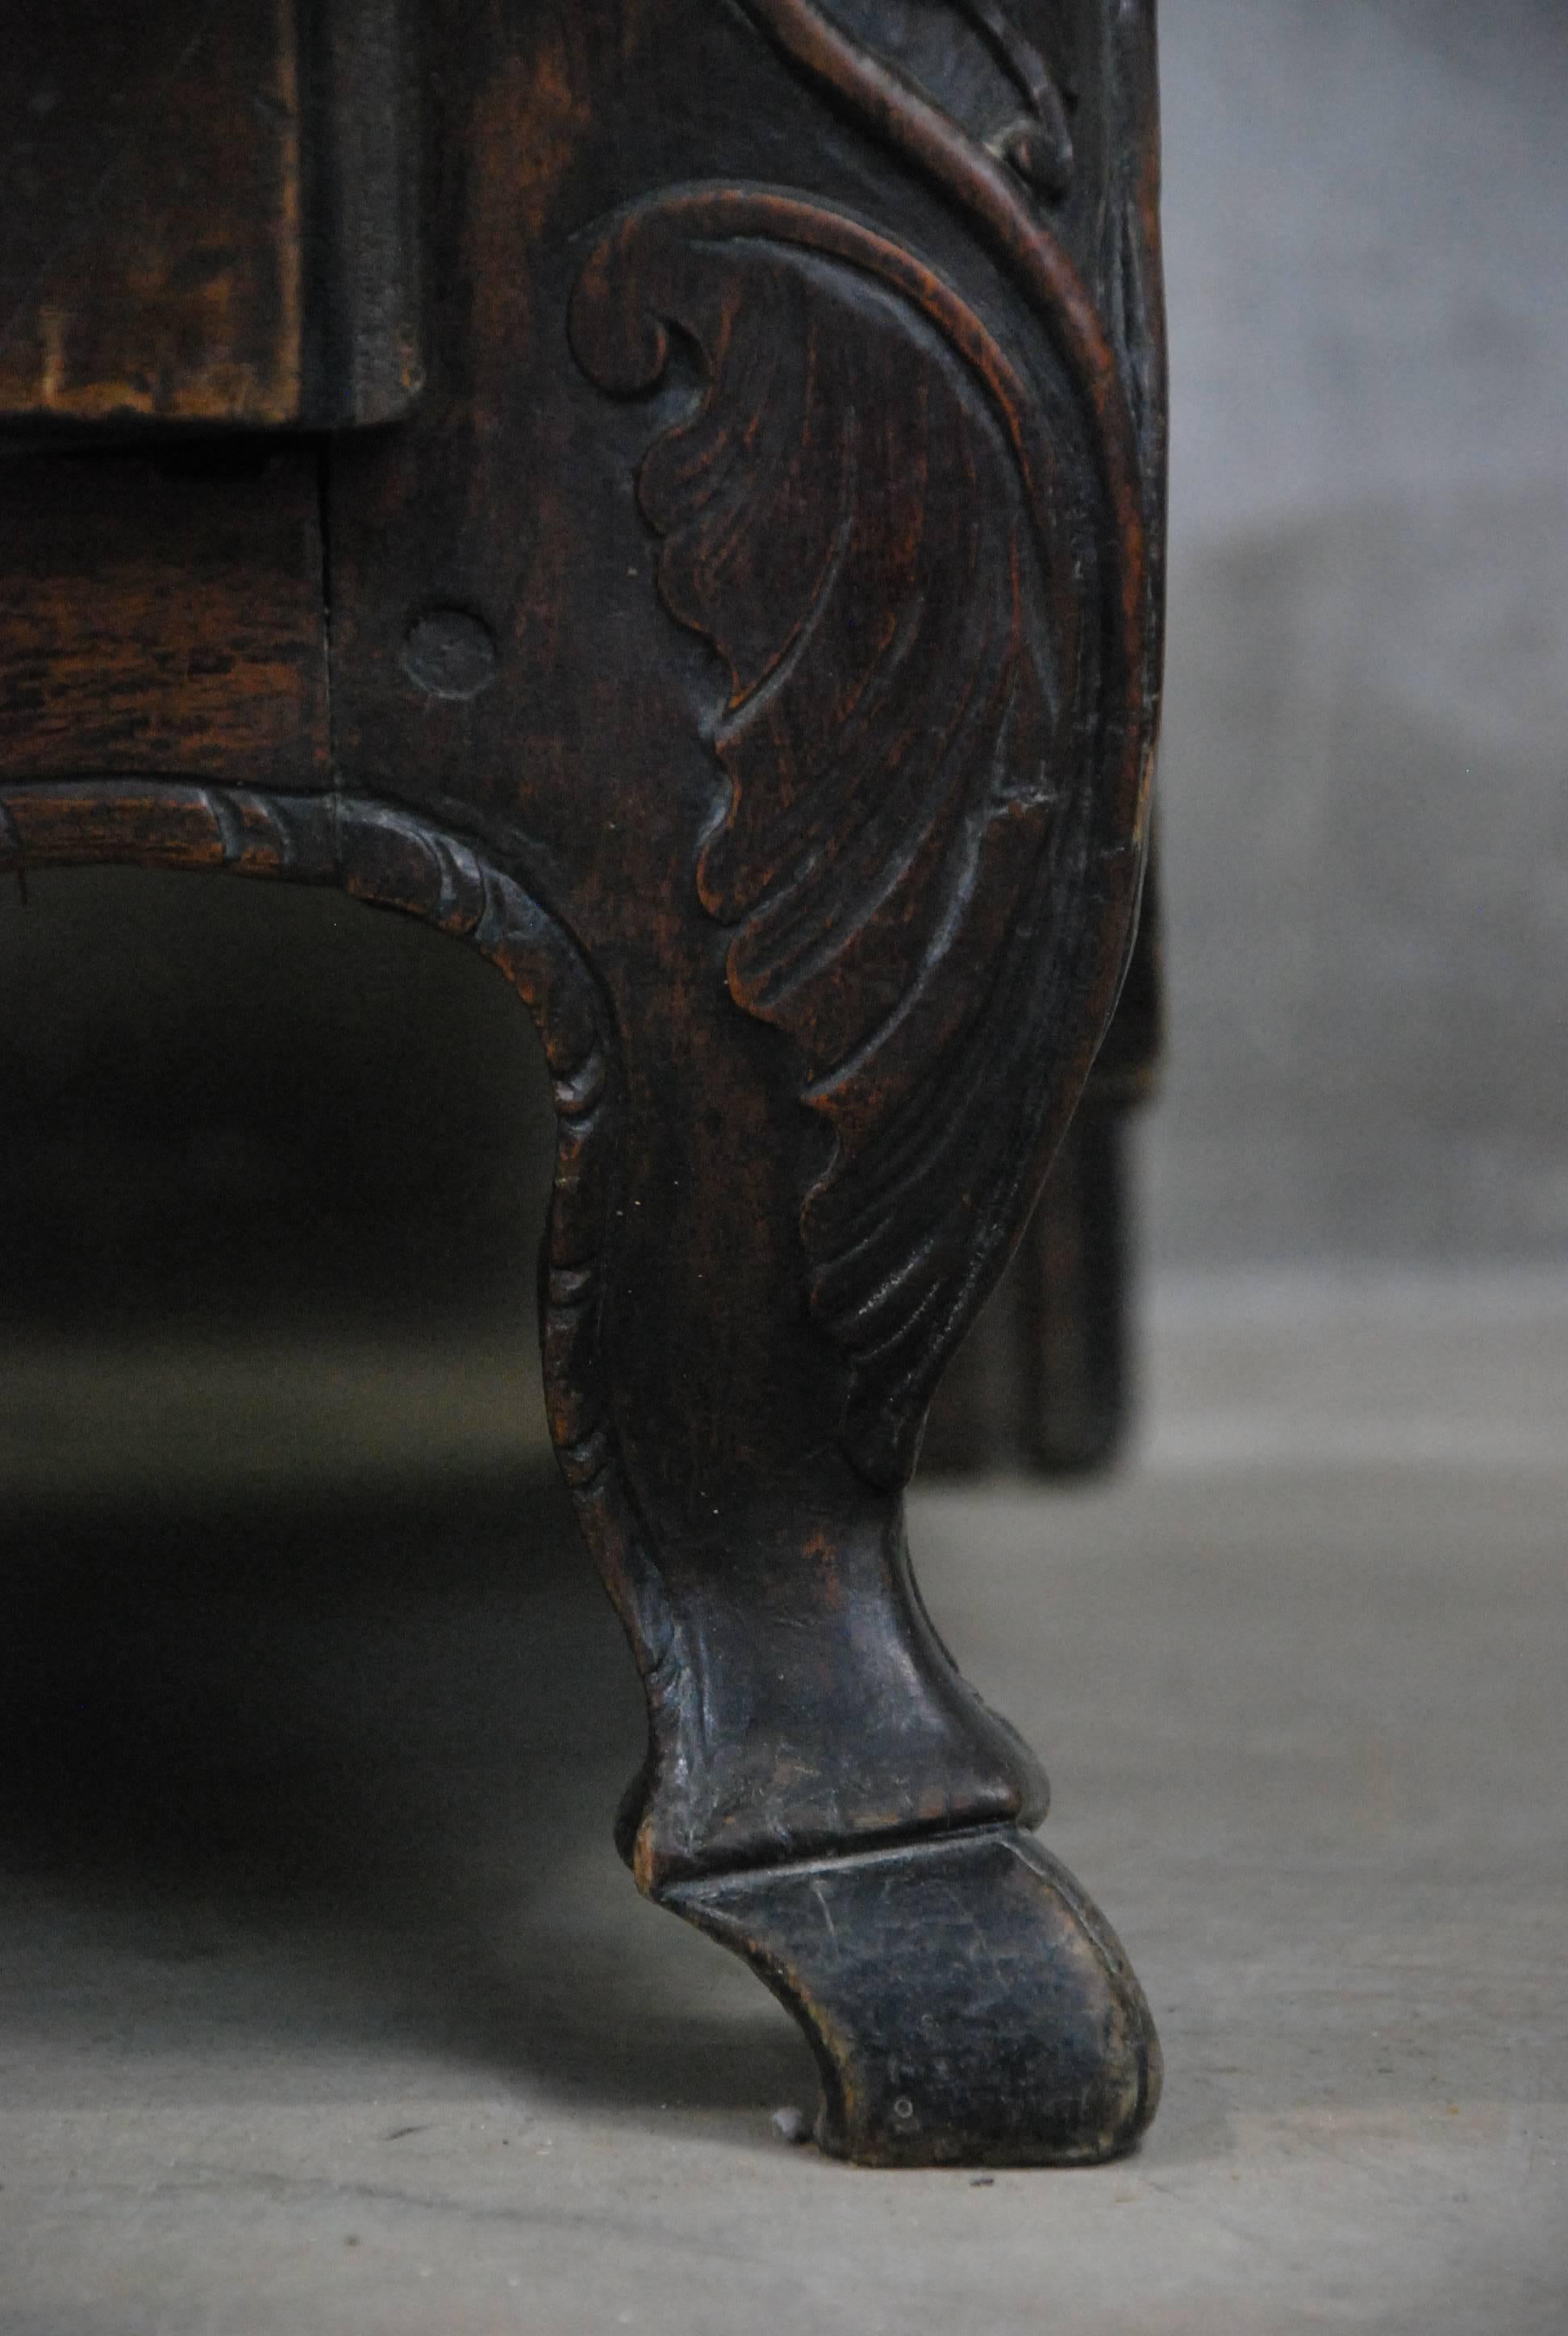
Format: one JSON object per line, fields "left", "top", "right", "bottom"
{"left": 0, "top": 0, "right": 1168, "bottom": 2166}
{"left": 0, "top": 450, "right": 329, "bottom": 786}
{"left": 673, "top": 1829, "right": 1161, "bottom": 2166}
{"left": 1, "top": 0, "right": 421, "bottom": 431}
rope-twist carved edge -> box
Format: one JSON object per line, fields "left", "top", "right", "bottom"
{"left": 0, "top": 777, "right": 682, "bottom": 1739}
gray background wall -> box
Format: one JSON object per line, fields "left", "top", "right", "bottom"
{"left": 1149, "top": 0, "right": 1568, "bottom": 1270}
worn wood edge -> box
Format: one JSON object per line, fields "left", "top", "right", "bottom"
{"left": 665, "top": 1822, "right": 1162, "bottom": 2165}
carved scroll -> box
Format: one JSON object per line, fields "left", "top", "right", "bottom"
{"left": 571, "top": 2, "right": 1163, "bottom": 1487}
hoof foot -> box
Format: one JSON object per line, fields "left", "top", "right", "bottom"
{"left": 665, "top": 1825, "right": 1160, "bottom": 2167}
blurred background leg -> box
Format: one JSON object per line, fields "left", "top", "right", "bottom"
{"left": 923, "top": 844, "right": 1163, "bottom": 1481}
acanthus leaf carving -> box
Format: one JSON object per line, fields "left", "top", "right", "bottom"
{"left": 571, "top": 1, "right": 1163, "bottom": 1487}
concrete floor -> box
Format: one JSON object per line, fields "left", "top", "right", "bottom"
{"left": 0, "top": 1279, "right": 1564, "bottom": 2333}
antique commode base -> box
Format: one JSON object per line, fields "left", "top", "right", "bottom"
{"left": 1, "top": 0, "right": 1166, "bottom": 2164}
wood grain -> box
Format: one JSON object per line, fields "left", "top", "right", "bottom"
{"left": 1, "top": 0, "right": 421, "bottom": 430}
{"left": 0, "top": 450, "right": 329, "bottom": 786}
{"left": 570, "top": 171, "right": 1144, "bottom": 1486}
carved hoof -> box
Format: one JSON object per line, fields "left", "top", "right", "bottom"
{"left": 663, "top": 1826, "right": 1161, "bottom": 2167}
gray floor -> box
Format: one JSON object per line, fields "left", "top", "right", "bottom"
{"left": 1, "top": 1279, "right": 1564, "bottom": 2334}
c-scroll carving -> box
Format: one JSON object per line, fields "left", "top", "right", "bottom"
{"left": 737, "top": 0, "right": 1164, "bottom": 665}
{"left": 821, "top": 0, "right": 1079, "bottom": 198}
{"left": 953, "top": 0, "right": 1077, "bottom": 196}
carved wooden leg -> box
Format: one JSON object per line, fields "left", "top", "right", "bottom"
{"left": 0, "top": 765, "right": 1161, "bottom": 2170}
{"left": 540, "top": 936, "right": 1162, "bottom": 2167}
{"left": 537, "top": 0, "right": 1170, "bottom": 2164}
{"left": 4, "top": 0, "right": 1168, "bottom": 2171}
{"left": 311, "top": 0, "right": 1170, "bottom": 2165}
{"left": 671, "top": 1834, "right": 1159, "bottom": 2167}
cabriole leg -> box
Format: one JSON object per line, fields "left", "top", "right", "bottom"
{"left": 536, "top": 0, "right": 1171, "bottom": 2167}
{"left": 544, "top": 1027, "right": 1162, "bottom": 2167}
{"left": 314, "top": 0, "right": 1172, "bottom": 2167}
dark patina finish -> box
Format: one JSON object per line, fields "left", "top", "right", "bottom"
{"left": 673, "top": 1827, "right": 1161, "bottom": 2167}
{"left": 2, "top": 0, "right": 1167, "bottom": 2165}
